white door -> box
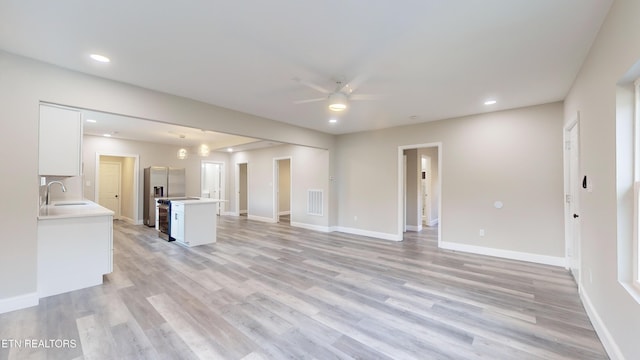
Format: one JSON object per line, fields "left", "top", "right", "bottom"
{"left": 99, "top": 161, "right": 121, "bottom": 218}
{"left": 422, "top": 156, "right": 432, "bottom": 226}
{"left": 201, "top": 162, "right": 223, "bottom": 214}
{"left": 567, "top": 123, "right": 581, "bottom": 283}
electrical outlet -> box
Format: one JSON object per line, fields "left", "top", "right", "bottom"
{"left": 479, "top": 229, "right": 485, "bottom": 237}
{"left": 354, "top": 215, "right": 358, "bottom": 222}
{"left": 40, "top": 177, "right": 46, "bottom": 186}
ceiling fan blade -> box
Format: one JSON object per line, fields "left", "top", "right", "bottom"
{"left": 293, "top": 77, "right": 331, "bottom": 94}
{"left": 341, "top": 74, "right": 370, "bottom": 93}
{"left": 293, "top": 97, "right": 326, "bottom": 104}
{"left": 350, "top": 93, "right": 382, "bottom": 101}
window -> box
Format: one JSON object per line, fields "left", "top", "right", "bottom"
{"left": 634, "top": 78, "right": 640, "bottom": 291}
{"left": 616, "top": 68, "right": 640, "bottom": 302}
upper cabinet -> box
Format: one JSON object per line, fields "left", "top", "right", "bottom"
{"left": 39, "top": 104, "right": 82, "bottom": 176}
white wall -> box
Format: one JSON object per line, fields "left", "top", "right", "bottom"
{"left": 336, "top": 102, "right": 565, "bottom": 257}
{"left": 83, "top": 135, "right": 231, "bottom": 223}
{"left": 563, "top": 0, "right": 640, "bottom": 357}
{"left": 230, "top": 144, "right": 329, "bottom": 228}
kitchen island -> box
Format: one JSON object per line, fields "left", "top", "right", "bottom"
{"left": 37, "top": 200, "right": 113, "bottom": 298}
{"left": 168, "top": 198, "right": 224, "bottom": 247}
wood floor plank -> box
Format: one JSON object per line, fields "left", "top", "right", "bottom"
{"left": 0, "top": 217, "right": 608, "bottom": 359}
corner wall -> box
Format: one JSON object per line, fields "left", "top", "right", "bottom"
{"left": 229, "top": 144, "right": 329, "bottom": 229}
{"left": 336, "top": 102, "right": 565, "bottom": 260}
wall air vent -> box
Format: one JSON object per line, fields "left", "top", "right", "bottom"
{"left": 307, "top": 189, "right": 323, "bottom": 216}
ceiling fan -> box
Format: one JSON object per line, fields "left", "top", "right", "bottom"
{"left": 293, "top": 77, "right": 379, "bottom": 111}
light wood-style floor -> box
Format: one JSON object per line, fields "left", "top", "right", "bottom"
{"left": 0, "top": 217, "right": 608, "bottom": 359}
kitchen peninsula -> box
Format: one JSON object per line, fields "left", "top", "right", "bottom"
{"left": 37, "top": 200, "right": 113, "bottom": 298}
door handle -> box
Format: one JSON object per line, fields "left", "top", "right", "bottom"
{"left": 573, "top": 214, "right": 579, "bottom": 218}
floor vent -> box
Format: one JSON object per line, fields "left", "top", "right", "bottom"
{"left": 307, "top": 189, "right": 323, "bottom": 216}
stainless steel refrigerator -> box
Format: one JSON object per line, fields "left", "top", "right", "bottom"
{"left": 143, "top": 166, "right": 186, "bottom": 226}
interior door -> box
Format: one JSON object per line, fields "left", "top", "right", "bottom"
{"left": 99, "top": 161, "right": 121, "bottom": 218}
{"left": 201, "top": 162, "right": 223, "bottom": 214}
{"left": 567, "top": 123, "right": 581, "bottom": 283}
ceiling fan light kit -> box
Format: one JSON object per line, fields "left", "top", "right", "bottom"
{"left": 328, "top": 92, "right": 348, "bottom": 111}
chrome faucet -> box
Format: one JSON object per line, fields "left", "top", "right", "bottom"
{"left": 46, "top": 181, "right": 67, "bottom": 205}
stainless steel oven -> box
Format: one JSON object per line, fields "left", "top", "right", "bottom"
{"left": 157, "top": 199, "right": 171, "bottom": 241}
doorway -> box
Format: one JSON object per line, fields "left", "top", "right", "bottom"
{"left": 274, "top": 157, "right": 291, "bottom": 223}
{"left": 95, "top": 153, "right": 139, "bottom": 224}
{"left": 564, "top": 115, "right": 581, "bottom": 285}
{"left": 422, "top": 156, "right": 432, "bottom": 226}
{"left": 201, "top": 161, "right": 224, "bottom": 215}
{"left": 236, "top": 163, "right": 248, "bottom": 216}
{"left": 398, "top": 143, "right": 442, "bottom": 243}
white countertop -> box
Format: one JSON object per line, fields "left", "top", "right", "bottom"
{"left": 169, "top": 197, "right": 227, "bottom": 205}
{"left": 38, "top": 200, "right": 114, "bottom": 220}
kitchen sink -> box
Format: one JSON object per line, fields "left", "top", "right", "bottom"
{"left": 54, "top": 202, "right": 88, "bottom": 206}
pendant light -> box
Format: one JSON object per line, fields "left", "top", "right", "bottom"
{"left": 198, "top": 144, "right": 210, "bottom": 157}
{"left": 177, "top": 134, "right": 188, "bottom": 160}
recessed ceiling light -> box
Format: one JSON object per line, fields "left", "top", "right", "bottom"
{"left": 484, "top": 100, "right": 497, "bottom": 105}
{"left": 227, "top": 148, "right": 233, "bottom": 152}
{"left": 86, "top": 119, "right": 97, "bottom": 123}
{"left": 90, "top": 54, "right": 110, "bottom": 63}
{"left": 103, "top": 133, "right": 112, "bottom": 137}
{"left": 329, "top": 119, "right": 338, "bottom": 123}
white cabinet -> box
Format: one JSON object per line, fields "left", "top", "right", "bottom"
{"left": 170, "top": 202, "right": 185, "bottom": 243}
{"left": 170, "top": 200, "right": 218, "bottom": 247}
{"left": 38, "top": 213, "right": 113, "bottom": 298}
{"left": 39, "top": 104, "right": 82, "bottom": 176}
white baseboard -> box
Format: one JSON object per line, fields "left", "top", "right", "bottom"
{"left": 239, "top": 210, "right": 247, "bottom": 215}
{"left": 332, "top": 226, "right": 402, "bottom": 241}
{"left": 439, "top": 241, "right": 566, "bottom": 267}
{"left": 248, "top": 215, "right": 277, "bottom": 223}
{"left": 278, "top": 211, "right": 291, "bottom": 216}
{"left": 428, "top": 218, "right": 439, "bottom": 227}
{"left": 0, "top": 292, "right": 38, "bottom": 314}
{"left": 221, "top": 211, "right": 236, "bottom": 216}
{"left": 580, "top": 288, "right": 624, "bottom": 360}
{"left": 291, "top": 222, "right": 331, "bottom": 233}
{"left": 119, "top": 216, "right": 140, "bottom": 225}
{"left": 406, "top": 225, "right": 423, "bottom": 232}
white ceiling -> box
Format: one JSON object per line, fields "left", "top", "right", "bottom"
{"left": 0, "top": 1, "right": 612, "bottom": 135}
